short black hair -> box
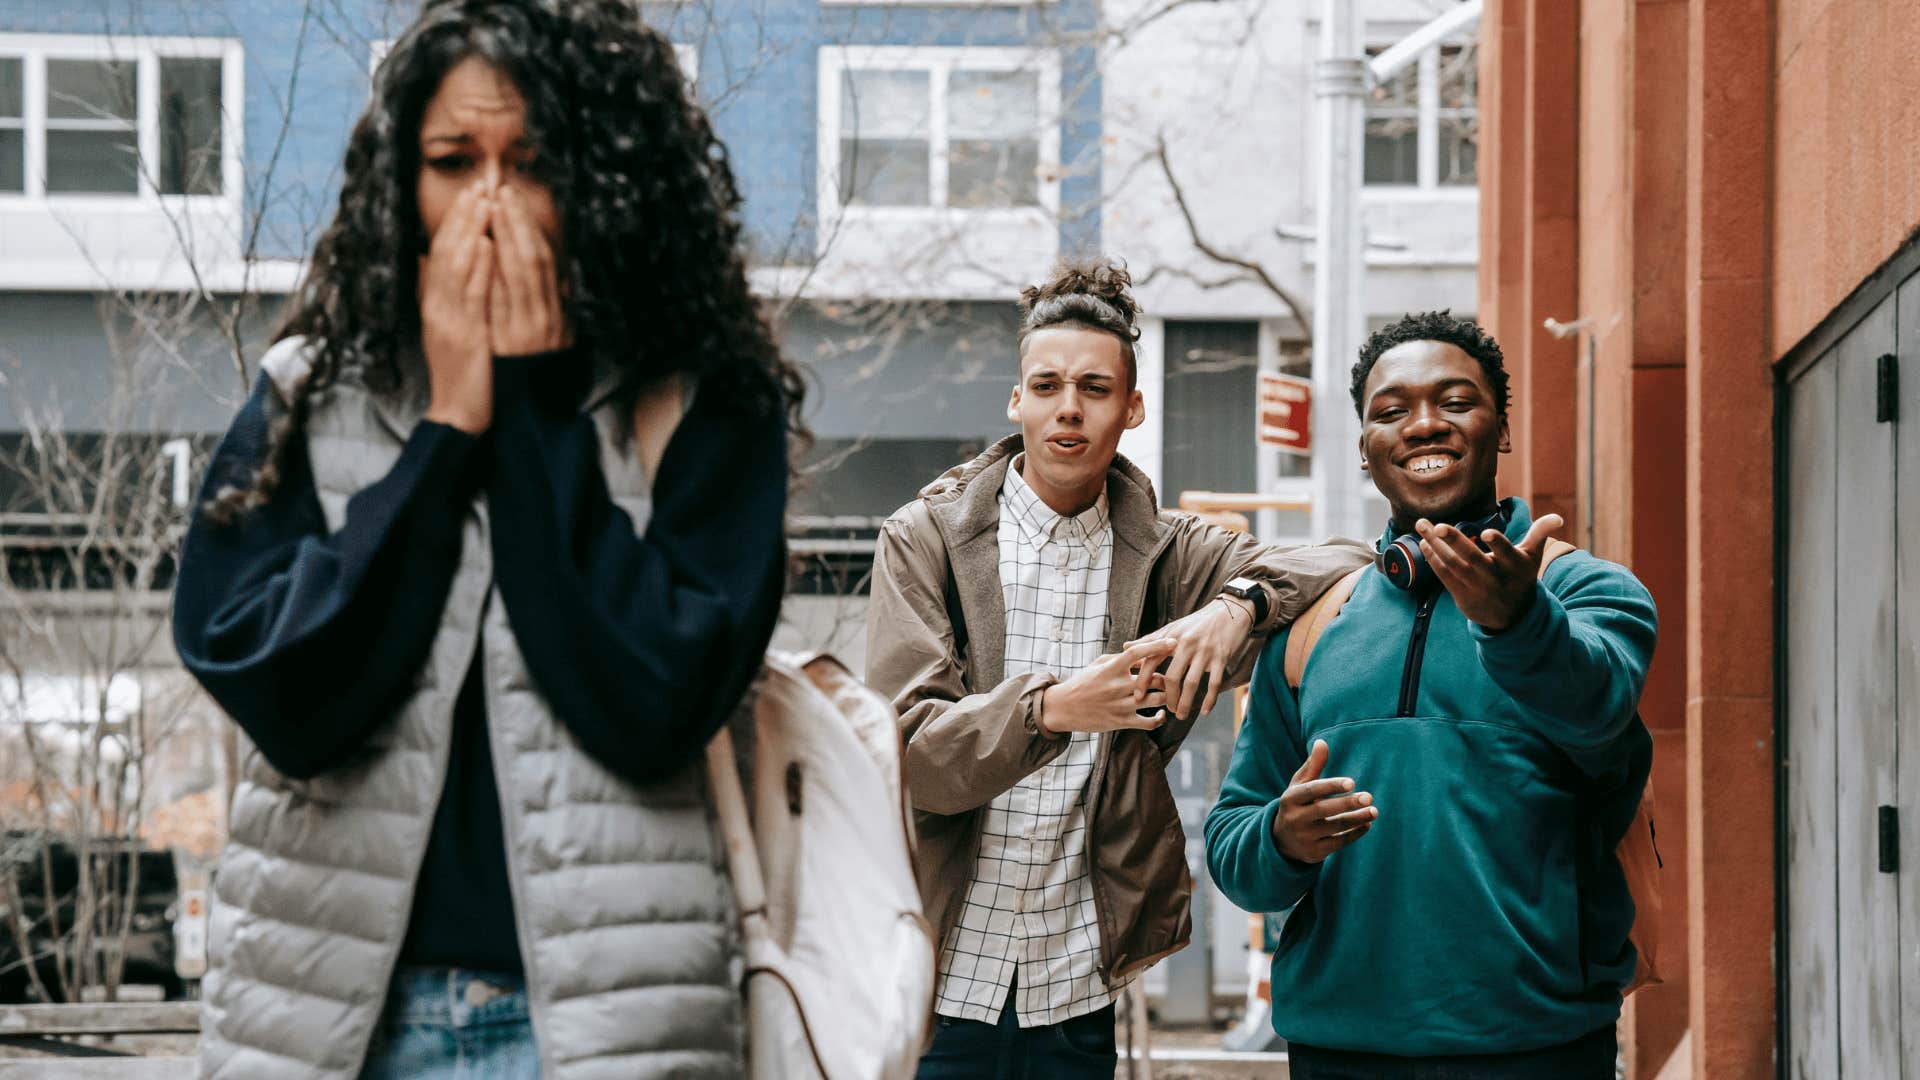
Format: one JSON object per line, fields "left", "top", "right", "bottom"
{"left": 1351, "top": 310, "right": 1509, "bottom": 417}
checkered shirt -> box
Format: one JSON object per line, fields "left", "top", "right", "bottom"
{"left": 932, "top": 459, "right": 1120, "bottom": 1027}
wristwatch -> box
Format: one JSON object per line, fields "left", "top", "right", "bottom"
{"left": 1221, "top": 577, "right": 1270, "bottom": 625}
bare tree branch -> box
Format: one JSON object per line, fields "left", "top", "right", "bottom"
{"left": 1152, "top": 133, "right": 1312, "bottom": 336}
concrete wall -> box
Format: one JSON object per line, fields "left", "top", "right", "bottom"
{"left": 1573, "top": 2, "right": 1692, "bottom": 1072}
{"left": 0, "top": 291, "right": 276, "bottom": 434}
{"left": 1771, "top": 0, "right": 1920, "bottom": 356}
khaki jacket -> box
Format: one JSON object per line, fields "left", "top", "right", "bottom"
{"left": 864, "top": 436, "right": 1371, "bottom": 988}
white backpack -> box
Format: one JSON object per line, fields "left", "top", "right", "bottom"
{"left": 704, "top": 651, "right": 936, "bottom": 1079}
{"left": 632, "top": 377, "right": 934, "bottom": 1076}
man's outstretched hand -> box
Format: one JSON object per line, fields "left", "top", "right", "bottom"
{"left": 1416, "top": 513, "right": 1566, "bottom": 631}
{"left": 1272, "top": 739, "right": 1377, "bottom": 864}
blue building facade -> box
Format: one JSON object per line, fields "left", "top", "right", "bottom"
{"left": 0, "top": 1, "right": 1104, "bottom": 526}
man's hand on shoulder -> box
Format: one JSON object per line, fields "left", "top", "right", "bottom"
{"left": 1121, "top": 595, "right": 1258, "bottom": 720}
{"left": 1039, "top": 640, "right": 1178, "bottom": 736}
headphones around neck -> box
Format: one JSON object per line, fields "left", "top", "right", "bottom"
{"left": 1377, "top": 504, "right": 1510, "bottom": 591}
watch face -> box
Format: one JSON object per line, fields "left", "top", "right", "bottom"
{"left": 1225, "top": 581, "right": 1265, "bottom": 620}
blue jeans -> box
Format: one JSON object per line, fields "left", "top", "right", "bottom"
{"left": 359, "top": 967, "right": 539, "bottom": 1080}
{"left": 914, "top": 985, "right": 1116, "bottom": 1080}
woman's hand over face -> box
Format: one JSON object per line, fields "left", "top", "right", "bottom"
{"left": 420, "top": 181, "right": 496, "bottom": 434}
{"left": 489, "top": 186, "right": 570, "bottom": 358}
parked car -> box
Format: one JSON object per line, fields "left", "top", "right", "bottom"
{"left": 0, "top": 831, "right": 185, "bottom": 1002}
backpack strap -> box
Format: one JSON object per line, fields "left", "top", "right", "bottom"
{"left": 1538, "top": 537, "right": 1578, "bottom": 578}
{"left": 1283, "top": 536, "right": 1582, "bottom": 690}
{"left": 1284, "top": 567, "right": 1366, "bottom": 689}
{"left": 935, "top": 523, "right": 968, "bottom": 659}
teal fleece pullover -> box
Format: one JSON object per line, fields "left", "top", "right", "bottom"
{"left": 1204, "top": 498, "right": 1657, "bottom": 1056}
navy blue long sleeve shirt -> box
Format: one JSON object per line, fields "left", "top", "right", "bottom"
{"left": 173, "top": 348, "right": 788, "bottom": 974}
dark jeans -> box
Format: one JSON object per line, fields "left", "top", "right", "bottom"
{"left": 1288, "top": 1025, "right": 1617, "bottom": 1080}
{"left": 914, "top": 986, "right": 1117, "bottom": 1080}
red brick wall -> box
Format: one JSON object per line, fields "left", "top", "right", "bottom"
{"left": 1480, "top": 0, "right": 1824, "bottom": 1074}
{"left": 1773, "top": 0, "right": 1920, "bottom": 354}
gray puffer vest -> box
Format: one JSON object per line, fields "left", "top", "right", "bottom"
{"left": 199, "top": 338, "right": 743, "bottom": 1079}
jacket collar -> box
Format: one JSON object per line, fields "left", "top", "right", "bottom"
{"left": 918, "top": 435, "right": 1171, "bottom": 688}
{"left": 918, "top": 434, "right": 1164, "bottom": 554}
{"left": 999, "top": 458, "right": 1111, "bottom": 551}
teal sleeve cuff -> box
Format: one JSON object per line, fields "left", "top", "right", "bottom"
{"left": 1260, "top": 797, "right": 1323, "bottom": 896}
{"left": 1467, "top": 580, "right": 1562, "bottom": 660}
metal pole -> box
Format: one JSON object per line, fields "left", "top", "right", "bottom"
{"left": 1368, "top": 0, "right": 1484, "bottom": 84}
{"left": 1310, "top": 0, "right": 1368, "bottom": 542}
{"left": 1309, "top": 0, "right": 1484, "bottom": 542}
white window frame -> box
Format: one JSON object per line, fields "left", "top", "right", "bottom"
{"left": 817, "top": 45, "right": 1061, "bottom": 232}
{"left": 1361, "top": 36, "right": 1476, "bottom": 198}
{"left": 0, "top": 33, "right": 243, "bottom": 208}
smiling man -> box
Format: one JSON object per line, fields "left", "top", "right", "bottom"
{"left": 1205, "top": 311, "right": 1659, "bottom": 1079}
{"left": 865, "top": 259, "right": 1370, "bottom": 1079}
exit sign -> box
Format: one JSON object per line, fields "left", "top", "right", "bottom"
{"left": 1258, "top": 372, "right": 1312, "bottom": 456}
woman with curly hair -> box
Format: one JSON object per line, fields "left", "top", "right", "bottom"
{"left": 171, "top": 1, "right": 800, "bottom": 1075}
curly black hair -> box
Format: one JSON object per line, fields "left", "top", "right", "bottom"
{"left": 1016, "top": 258, "right": 1143, "bottom": 387}
{"left": 1350, "top": 310, "right": 1509, "bottom": 417}
{"left": 210, "top": 0, "right": 804, "bottom": 520}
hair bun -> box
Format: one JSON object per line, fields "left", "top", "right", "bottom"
{"left": 1019, "top": 258, "right": 1140, "bottom": 333}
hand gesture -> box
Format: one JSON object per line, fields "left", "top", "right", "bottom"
{"left": 488, "top": 185, "right": 569, "bottom": 358}
{"left": 1271, "top": 740, "right": 1377, "bottom": 864}
{"left": 1037, "top": 639, "right": 1179, "bottom": 736}
{"left": 420, "top": 182, "right": 495, "bottom": 434}
{"left": 1415, "top": 513, "right": 1566, "bottom": 631}
{"left": 1122, "top": 594, "right": 1258, "bottom": 721}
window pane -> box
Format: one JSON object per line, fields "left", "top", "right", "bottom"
{"left": 1439, "top": 45, "right": 1477, "bottom": 110}
{"left": 839, "top": 136, "right": 929, "bottom": 206}
{"left": 160, "top": 58, "right": 223, "bottom": 195}
{"left": 949, "top": 138, "right": 1038, "bottom": 207}
{"left": 1366, "top": 48, "right": 1415, "bottom": 109}
{"left": 948, "top": 70, "right": 1037, "bottom": 139}
{"left": 0, "top": 58, "right": 22, "bottom": 118}
{"left": 1364, "top": 44, "right": 1418, "bottom": 186}
{"left": 840, "top": 69, "right": 929, "bottom": 139}
{"left": 0, "top": 129, "right": 22, "bottom": 192}
{"left": 1363, "top": 117, "right": 1418, "bottom": 185}
{"left": 46, "top": 129, "right": 139, "bottom": 193}
{"left": 1440, "top": 114, "right": 1477, "bottom": 185}
{"left": 47, "top": 60, "right": 136, "bottom": 122}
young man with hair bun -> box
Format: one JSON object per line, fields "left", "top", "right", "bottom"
{"left": 866, "top": 258, "right": 1371, "bottom": 1078}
